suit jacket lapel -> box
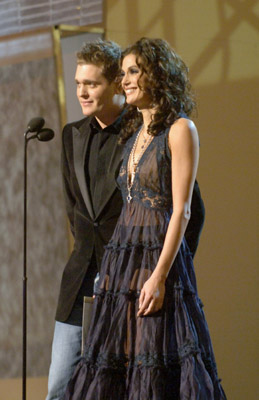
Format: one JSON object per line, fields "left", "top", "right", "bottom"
{"left": 94, "top": 139, "right": 123, "bottom": 220}
{"left": 72, "top": 122, "right": 95, "bottom": 220}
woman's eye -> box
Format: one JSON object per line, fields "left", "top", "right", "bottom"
{"left": 130, "top": 68, "right": 139, "bottom": 74}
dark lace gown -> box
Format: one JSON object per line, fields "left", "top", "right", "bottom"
{"left": 63, "top": 128, "right": 226, "bottom": 400}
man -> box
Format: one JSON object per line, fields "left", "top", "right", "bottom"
{"left": 46, "top": 40, "right": 125, "bottom": 400}
{"left": 46, "top": 39, "right": 205, "bottom": 399}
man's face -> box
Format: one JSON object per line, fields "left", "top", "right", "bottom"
{"left": 75, "top": 63, "right": 116, "bottom": 119}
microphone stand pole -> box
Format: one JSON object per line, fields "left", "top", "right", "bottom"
{"left": 23, "top": 131, "right": 29, "bottom": 400}
{"left": 23, "top": 131, "right": 36, "bottom": 400}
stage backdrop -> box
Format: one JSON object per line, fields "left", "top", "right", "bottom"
{"left": 0, "top": 30, "right": 68, "bottom": 378}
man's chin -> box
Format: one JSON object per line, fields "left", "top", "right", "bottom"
{"left": 82, "top": 108, "right": 96, "bottom": 117}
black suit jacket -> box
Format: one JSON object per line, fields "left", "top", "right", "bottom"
{"left": 55, "top": 117, "right": 205, "bottom": 322}
{"left": 56, "top": 117, "right": 123, "bottom": 321}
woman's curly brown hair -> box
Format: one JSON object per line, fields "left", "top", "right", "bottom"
{"left": 119, "top": 37, "right": 196, "bottom": 144}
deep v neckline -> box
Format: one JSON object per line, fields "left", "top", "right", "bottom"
{"left": 127, "top": 129, "right": 155, "bottom": 183}
{"left": 125, "top": 130, "right": 155, "bottom": 203}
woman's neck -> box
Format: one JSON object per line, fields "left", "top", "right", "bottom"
{"left": 140, "top": 107, "right": 156, "bottom": 130}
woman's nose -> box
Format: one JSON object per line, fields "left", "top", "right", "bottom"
{"left": 122, "top": 74, "right": 129, "bottom": 87}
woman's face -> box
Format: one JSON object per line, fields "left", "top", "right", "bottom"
{"left": 121, "top": 53, "right": 151, "bottom": 109}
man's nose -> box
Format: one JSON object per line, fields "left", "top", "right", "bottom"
{"left": 78, "top": 85, "right": 89, "bottom": 97}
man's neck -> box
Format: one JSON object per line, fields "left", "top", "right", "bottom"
{"left": 95, "top": 105, "right": 122, "bottom": 129}
{"left": 95, "top": 94, "right": 125, "bottom": 129}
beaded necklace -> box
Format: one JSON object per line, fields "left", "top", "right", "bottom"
{"left": 126, "top": 126, "right": 153, "bottom": 203}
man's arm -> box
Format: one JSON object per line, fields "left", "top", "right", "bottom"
{"left": 61, "top": 126, "right": 76, "bottom": 237}
{"left": 185, "top": 180, "right": 205, "bottom": 258}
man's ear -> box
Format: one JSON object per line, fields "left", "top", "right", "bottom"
{"left": 113, "top": 93, "right": 125, "bottom": 108}
{"left": 113, "top": 77, "right": 124, "bottom": 95}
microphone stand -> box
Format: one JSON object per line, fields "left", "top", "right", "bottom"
{"left": 23, "top": 131, "right": 29, "bottom": 400}
{"left": 23, "top": 131, "right": 36, "bottom": 400}
{"left": 22, "top": 122, "right": 54, "bottom": 400}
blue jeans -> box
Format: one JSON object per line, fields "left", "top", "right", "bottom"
{"left": 46, "top": 321, "right": 82, "bottom": 400}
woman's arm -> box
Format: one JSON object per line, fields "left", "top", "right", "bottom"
{"left": 138, "top": 118, "right": 199, "bottom": 316}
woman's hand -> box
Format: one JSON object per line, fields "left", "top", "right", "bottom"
{"left": 137, "top": 275, "right": 166, "bottom": 317}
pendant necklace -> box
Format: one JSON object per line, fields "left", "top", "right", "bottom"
{"left": 126, "top": 126, "right": 153, "bottom": 203}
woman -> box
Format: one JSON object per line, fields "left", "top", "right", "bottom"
{"left": 64, "top": 37, "right": 226, "bottom": 400}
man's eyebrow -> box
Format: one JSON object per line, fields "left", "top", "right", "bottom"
{"left": 75, "top": 79, "right": 99, "bottom": 84}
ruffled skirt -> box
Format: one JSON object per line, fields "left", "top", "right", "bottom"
{"left": 63, "top": 203, "right": 226, "bottom": 399}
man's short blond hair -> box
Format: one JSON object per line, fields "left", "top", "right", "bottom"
{"left": 77, "top": 39, "right": 121, "bottom": 83}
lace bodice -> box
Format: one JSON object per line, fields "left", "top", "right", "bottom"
{"left": 117, "top": 128, "right": 172, "bottom": 211}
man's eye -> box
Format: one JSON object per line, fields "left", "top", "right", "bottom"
{"left": 89, "top": 83, "right": 97, "bottom": 88}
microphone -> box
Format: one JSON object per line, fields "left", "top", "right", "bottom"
{"left": 25, "top": 117, "right": 45, "bottom": 134}
{"left": 37, "top": 128, "right": 55, "bottom": 142}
